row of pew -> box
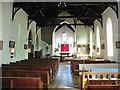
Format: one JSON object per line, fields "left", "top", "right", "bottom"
{"left": 70, "top": 58, "right": 119, "bottom": 90}
{"left": 70, "top": 59, "right": 116, "bottom": 74}
{"left": 82, "top": 72, "right": 120, "bottom": 90}
{"left": 1, "top": 58, "right": 59, "bottom": 89}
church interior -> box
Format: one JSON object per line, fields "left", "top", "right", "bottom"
{"left": 0, "top": 0, "right": 120, "bottom": 90}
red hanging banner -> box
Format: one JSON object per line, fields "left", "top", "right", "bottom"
{"left": 61, "top": 44, "right": 69, "bottom": 52}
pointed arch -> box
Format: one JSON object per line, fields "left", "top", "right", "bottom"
{"left": 52, "top": 21, "right": 76, "bottom": 55}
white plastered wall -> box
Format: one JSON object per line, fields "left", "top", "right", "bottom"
{"left": 118, "top": 1, "right": 120, "bottom": 68}
{"left": 2, "top": 2, "right": 28, "bottom": 64}
{"left": 118, "top": 1, "right": 120, "bottom": 63}
{"left": 97, "top": 7, "right": 118, "bottom": 61}
{"left": 0, "top": 2, "right": 3, "bottom": 66}
{"left": 76, "top": 26, "right": 89, "bottom": 45}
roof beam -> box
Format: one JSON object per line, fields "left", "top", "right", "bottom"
{"left": 39, "top": 16, "right": 100, "bottom": 19}
{"left": 32, "top": 2, "right": 45, "bottom": 17}
{"left": 85, "top": 6, "right": 100, "bottom": 17}
{"left": 38, "top": 23, "right": 90, "bottom": 26}
{"left": 29, "top": 8, "right": 43, "bottom": 18}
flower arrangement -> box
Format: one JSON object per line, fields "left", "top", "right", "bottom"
{"left": 79, "top": 67, "right": 89, "bottom": 72}
{"left": 79, "top": 67, "right": 89, "bottom": 75}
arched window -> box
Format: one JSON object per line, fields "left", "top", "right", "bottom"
{"left": 90, "top": 30, "right": 93, "bottom": 56}
{"left": 106, "top": 17, "right": 113, "bottom": 56}
{"left": 62, "top": 32, "right": 67, "bottom": 43}
{"left": 96, "top": 26, "right": 100, "bottom": 55}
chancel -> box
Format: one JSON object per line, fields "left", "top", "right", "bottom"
{"left": 0, "top": 0, "right": 120, "bottom": 90}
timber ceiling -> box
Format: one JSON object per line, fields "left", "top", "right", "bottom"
{"left": 13, "top": 2, "right": 118, "bottom": 28}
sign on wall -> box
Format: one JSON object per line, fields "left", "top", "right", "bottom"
{"left": 0, "top": 40, "right": 3, "bottom": 50}
{"left": 77, "top": 44, "right": 89, "bottom": 54}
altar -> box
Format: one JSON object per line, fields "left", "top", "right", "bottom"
{"left": 59, "top": 52, "right": 70, "bottom": 56}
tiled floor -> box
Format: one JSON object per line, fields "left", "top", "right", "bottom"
{"left": 49, "top": 61, "right": 81, "bottom": 89}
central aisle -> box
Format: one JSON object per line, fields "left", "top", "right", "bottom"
{"left": 49, "top": 61, "right": 80, "bottom": 89}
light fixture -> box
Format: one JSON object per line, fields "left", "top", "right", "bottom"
{"left": 58, "top": 2, "right": 67, "bottom": 7}
{"left": 58, "top": 2, "right": 61, "bottom": 7}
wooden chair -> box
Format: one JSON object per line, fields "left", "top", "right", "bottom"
{"left": 10, "top": 77, "right": 43, "bottom": 90}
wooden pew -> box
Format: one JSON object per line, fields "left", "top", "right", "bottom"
{"left": 79, "top": 64, "right": 119, "bottom": 72}
{"left": 2, "top": 58, "right": 59, "bottom": 81}
{"left": 70, "top": 59, "right": 116, "bottom": 75}
{"left": 15, "top": 58, "right": 59, "bottom": 76}
{"left": 2, "top": 65, "right": 53, "bottom": 83}
{"left": 2, "top": 70, "right": 49, "bottom": 88}
{"left": 3, "top": 64, "right": 56, "bottom": 81}
{"left": 81, "top": 72, "right": 120, "bottom": 90}
{"left": 33, "top": 67, "right": 53, "bottom": 83}
{"left": 2, "top": 77, "right": 43, "bottom": 89}
{"left": 85, "top": 79, "right": 120, "bottom": 90}
{"left": 2, "top": 58, "right": 59, "bottom": 87}
{"left": 10, "top": 77, "right": 43, "bottom": 89}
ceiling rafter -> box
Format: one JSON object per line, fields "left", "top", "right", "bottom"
{"left": 33, "top": 2, "right": 44, "bottom": 17}
{"left": 84, "top": 9, "right": 89, "bottom": 16}
{"left": 13, "top": 2, "right": 118, "bottom": 28}
{"left": 85, "top": 6, "right": 100, "bottom": 17}
{"left": 28, "top": 7, "right": 43, "bottom": 18}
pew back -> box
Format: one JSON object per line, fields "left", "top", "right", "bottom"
{"left": 2, "top": 70, "right": 49, "bottom": 88}
{"left": 86, "top": 79, "right": 120, "bottom": 90}
{"left": 82, "top": 72, "right": 120, "bottom": 89}
{"left": 79, "top": 64, "right": 119, "bottom": 71}
{"left": 2, "top": 77, "right": 43, "bottom": 89}
{"left": 10, "top": 77, "right": 43, "bottom": 89}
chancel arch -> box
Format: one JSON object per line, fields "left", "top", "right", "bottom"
{"left": 52, "top": 21, "right": 76, "bottom": 56}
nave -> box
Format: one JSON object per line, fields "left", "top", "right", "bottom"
{"left": 1, "top": 1, "right": 120, "bottom": 90}
{"left": 49, "top": 61, "right": 80, "bottom": 90}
